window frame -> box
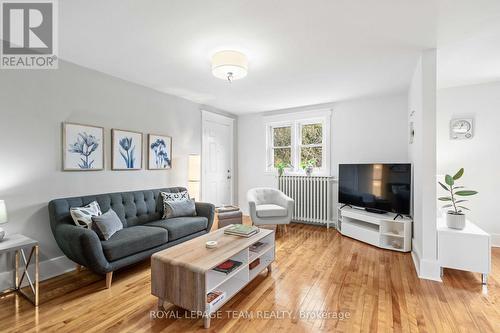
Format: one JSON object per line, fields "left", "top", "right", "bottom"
{"left": 265, "top": 109, "right": 331, "bottom": 176}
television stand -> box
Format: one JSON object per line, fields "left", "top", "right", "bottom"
{"left": 364, "top": 208, "right": 387, "bottom": 214}
{"left": 337, "top": 206, "right": 412, "bottom": 252}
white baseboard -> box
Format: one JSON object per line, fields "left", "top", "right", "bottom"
{"left": 491, "top": 233, "right": 500, "bottom": 247}
{"left": 411, "top": 240, "right": 442, "bottom": 282}
{"left": 0, "top": 255, "right": 75, "bottom": 292}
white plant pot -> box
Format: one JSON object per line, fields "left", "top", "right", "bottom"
{"left": 446, "top": 212, "right": 466, "bottom": 230}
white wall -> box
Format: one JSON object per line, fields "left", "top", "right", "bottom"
{"left": 0, "top": 60, "right": 231, "bottom": 288}
{"left": 408, "top": 49, "right": 440, "bottom": 281}
{"left": 237, "top": 93, "right": 409, "bottom": 215}
{"left": 437, "top": 82, "right": 500, "bottom": 246}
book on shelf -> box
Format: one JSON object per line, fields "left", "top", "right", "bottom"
{"left": 224, "top": 224, "right": 259, "bottom": 237}
{"left": 206, "top": 290, "right": 226, "bottom": 311}
{"left": 250, "top": 241, "right": 266, "bottom": 253}
{"left": 249, "top": 258, "right": 260, "bottom": 270}
{"left": 212, "top": 259, "right": 242, "bottom": 275}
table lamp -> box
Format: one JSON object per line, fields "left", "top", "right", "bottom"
{"left": 0, "top": 200, "right": 7, "bottom": 241}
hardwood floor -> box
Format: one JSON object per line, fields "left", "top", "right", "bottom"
{"left": 0, "top": 219, "right": 499, "bottom": 333}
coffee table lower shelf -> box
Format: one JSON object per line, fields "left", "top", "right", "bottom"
{"left": 151, "top": 226, "right": 275, "bottom": 329}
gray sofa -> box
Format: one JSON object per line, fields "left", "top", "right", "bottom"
{"left": 48, "top": 187, "right": 214, "bottom": 288}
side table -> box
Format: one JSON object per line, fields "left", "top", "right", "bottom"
{"left": 216, "top": 205, "right": 243, "bottom": 228}
{"left": 0, "top": 234, "right": 39, "bottom": 306}
{"left": 437, "top": 218, "right": 490, "bottom": 284}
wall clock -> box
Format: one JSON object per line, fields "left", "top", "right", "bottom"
{"left": 450, "top": 118, "right": 473, "bottom": 140}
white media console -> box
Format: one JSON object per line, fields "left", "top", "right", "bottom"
{"left": 337, "top": 206, "right": 412, "bottom": 252}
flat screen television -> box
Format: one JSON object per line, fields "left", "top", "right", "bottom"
{"left": 338, "top": 163, "right": 411, "bottom": 215}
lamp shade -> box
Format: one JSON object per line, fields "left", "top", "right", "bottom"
{"left": 212, "top": 50, "right": 248, "bottom": 81}
{"left": 188, "top": 154, "right": 201, "bottom": 199}
{"left": 188, "top": 154, "right": 201, "bottom": 182}
{"left": 0, "top": 200, "right": 7, "bottom": 224}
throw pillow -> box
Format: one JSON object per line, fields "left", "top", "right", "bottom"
{"left": 91, "top": 209, "right": 123, "bottom": 240}
{"left": 70, "top": 201, "right": 102, "bottom": 228}
{"left": 160, "top": 190, "right": 189, "bottom": 202}
{"left": 160, "top": 191, "right": 191, "bottom": 218}
{"left": 163, "top": 199, "right": 197, "bottom": 219}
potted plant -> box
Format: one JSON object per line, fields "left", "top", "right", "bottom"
{"left": 438, "top": 168, "right": 478, "bottom": 229}
{"left": 300, "top": 159, "right": 316, "bottom": 176}
{"left": 275, "top": 162, "right": 292, "bottom": 177}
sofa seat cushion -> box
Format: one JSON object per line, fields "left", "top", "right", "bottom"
{"left": 101, "top": 226, "right": 168, "bottom": 262}
{"left": 256, "top": 204, "right": 288, "bottom": 218}
{"left": 145, "top": 217, "right": 208, "bottom": 241}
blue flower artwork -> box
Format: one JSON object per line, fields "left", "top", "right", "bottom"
{"left": 68, "top": 132, "right": 100, "bottom": 169}
{"left": 119, "top": 137, "right": 135, "bottom": 168}
{"left": 112, "top": 129, "right": 143, "bottom": 170}
{"left": 148, "top": 135, "right": 172, "bottom": 169}
{"left": 64, "top": 123, "right": 104, "bottom": 171}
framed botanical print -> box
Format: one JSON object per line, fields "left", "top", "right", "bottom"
{"left": 112, "top": 129, "right": 143, "bottom": 170}
{"left": 63, "top": 122, "right": 104, "bottom": 171}
{"left": 148, "top": 134, "right": 172, "bottom": 170}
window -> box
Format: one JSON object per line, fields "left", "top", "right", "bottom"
{"left": 300, "top": 123, "right": 323, "bottom": 168}
{"left": 271, "top": 126, "right": 292, "bottom": 167}
{"left": 265, "top": 110, "right": 331, "bottom": 175}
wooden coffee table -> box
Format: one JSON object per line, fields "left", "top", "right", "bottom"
{"left": 151, "top": 225, "right": 275, "bottom": 328}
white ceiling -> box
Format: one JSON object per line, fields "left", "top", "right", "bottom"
{"left": 58, "top": 1, "right": 500, "bottom": 114}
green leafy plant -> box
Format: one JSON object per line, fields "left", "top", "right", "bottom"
{"left": 275, "top": 161, "right": 292, "bottom": 177}
{"left": 438, "top": 168, "right": 478, "bottom": 215}
{"left": 300, "top": 158, "right": 317, "bottom": 170}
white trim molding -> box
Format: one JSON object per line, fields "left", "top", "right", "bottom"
{"left": 264, "top": 108, "right": 332, "bottom": 176}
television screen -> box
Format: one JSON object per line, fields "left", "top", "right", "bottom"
{"left": 339, "top": 163, "right": 411, "bottom": 215}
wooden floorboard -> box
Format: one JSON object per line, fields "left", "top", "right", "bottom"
{"left": 0, "top": 218, "right": 498, "bottom": 333}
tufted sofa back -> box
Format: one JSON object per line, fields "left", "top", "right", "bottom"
{"left": 48, "top": 187, "right": 186, "bottom": 233}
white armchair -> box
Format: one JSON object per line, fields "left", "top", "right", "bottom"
{"left": 247, "top": 188, "right": 294, "bottom": 227}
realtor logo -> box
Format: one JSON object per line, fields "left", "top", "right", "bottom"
{"left": 1, "top": 0, "right": 58, "bottom": 69}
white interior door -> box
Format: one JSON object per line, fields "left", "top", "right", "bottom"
{"left": 202, "top": 111, "right": 234, "bottom": 207}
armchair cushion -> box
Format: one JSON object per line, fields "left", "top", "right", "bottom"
{"left": 101, "top": 226, "right": 168, "bottom": 262}
{"left": 256, "top": 204, "right": 288, "bottom": 218}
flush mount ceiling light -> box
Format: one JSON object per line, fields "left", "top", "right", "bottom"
{"left": 211, "top": 50, "right": 248, "bottom": 82}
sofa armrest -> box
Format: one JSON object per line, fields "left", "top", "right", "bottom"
{"left": 195, "top": 202, "right": 215, "bottom": 231}
{"left": 55, "top": 224, "right": 111, "bottom": 274}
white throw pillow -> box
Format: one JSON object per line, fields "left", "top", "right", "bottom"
{"left": 70, "top": 201, "right": 102, "bottom": 228}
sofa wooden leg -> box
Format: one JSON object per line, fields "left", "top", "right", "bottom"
{"left": 106, "top": 272, "right": 113, "bottom": 289}
{"left": 76, "top": 264, "right": 82, "bottom": 272}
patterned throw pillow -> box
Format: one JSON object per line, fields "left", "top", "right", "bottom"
{"left": 160, "top": 191, "right": 190, "bottom": 219}
{"left": 70, "top": 201, "right": 102, "bottom": 228}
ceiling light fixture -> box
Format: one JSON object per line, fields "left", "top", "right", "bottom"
{"left": 211, "top": 50, "right": 248, "bottom": 82}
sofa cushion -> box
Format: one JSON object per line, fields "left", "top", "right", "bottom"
{"left": 256, "top": 204, "right": 288, "bottom": 218}
{"left": 101, "top": 226, "right": 168, "bottom": 262}
{"left": 145, "top": 217, "right": 208, "bottom": 241}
